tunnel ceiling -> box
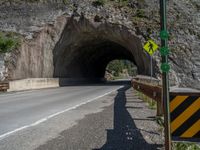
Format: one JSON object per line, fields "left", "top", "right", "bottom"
{"left": 53, "top": 16, "right": 151, "bottom": 79}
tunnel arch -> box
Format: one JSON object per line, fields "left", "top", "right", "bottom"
{"left": 53, "top": 16, "right": 151, "bottom": 80}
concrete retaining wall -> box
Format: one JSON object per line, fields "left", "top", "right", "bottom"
{"left": 8, "top": 78, "right": 59, "bottom": 92}
{"left": 8, "top": 78, "right": 107, "bottom": 92}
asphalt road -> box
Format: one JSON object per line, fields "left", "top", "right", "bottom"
{"left": 0, "top": 83, "right": 124, "bottom": 140}
{"left": 0, "top": 81, "right": 164, "bottom": 150}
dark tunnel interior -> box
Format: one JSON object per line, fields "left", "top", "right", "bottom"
{"left": 54, "top": 40, "right": 137, "bottom": 79}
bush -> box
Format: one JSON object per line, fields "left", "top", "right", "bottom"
{"left": 106, "top": 60, "right": 137, "bottom": 77}
{"left": 118, "top": 0, "right": 129, "bottom": 7}
{"left": 92, "top": 0, "right": 105, "bottom": 7}
{"left": 0, "top": 32, "right": 20, "bottom": 53}
{"left": 136, "top": 9, "right": 145, "bottom": 18}
{"left": 63, "top": 0, "right": 68, "bottom": 5}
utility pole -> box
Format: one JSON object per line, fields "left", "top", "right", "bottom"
{"left": 159, "top": 0, "right": 171, "bottom": 150}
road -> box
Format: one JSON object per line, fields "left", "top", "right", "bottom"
{"left": 0, "top": 81, "right": 163, "bottom": 150}
{"left": 0, "top": 83, "right": 124, "bottom": 138}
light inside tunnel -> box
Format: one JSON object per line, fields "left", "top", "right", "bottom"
{"left": 105, "top": 59, "right": 137, "bottom": 80}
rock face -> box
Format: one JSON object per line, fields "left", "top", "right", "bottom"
{"left": 0, "top": 0, "right": 199, "bottom": 89}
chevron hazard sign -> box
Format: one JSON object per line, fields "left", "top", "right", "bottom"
{"left": 170, "top": 94, "right": 200, "bottom": 142}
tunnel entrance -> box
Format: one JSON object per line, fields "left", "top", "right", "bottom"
{"left": 54, "top": 40, "right": 136, "bottom": 79}
{"left": 53, "top": 16, "right": 152, "bottom": 82}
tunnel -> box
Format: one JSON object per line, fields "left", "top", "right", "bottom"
{"left": 53, "top": 16, "right": 152, "bottom": 81}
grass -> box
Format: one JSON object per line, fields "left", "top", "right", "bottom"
{"left": 172, "top": 142, "right": 200, "bottom": 150}
{"left": 136, "top": 91, "right": 156, "bottom": 110}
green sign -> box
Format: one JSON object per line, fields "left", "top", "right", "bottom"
{"left": 161, "top": 63, "right": 170, "bottom": 73}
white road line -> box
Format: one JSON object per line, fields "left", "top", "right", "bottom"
{"left": 0, "top": 86, "right": 123, "bottom": 140}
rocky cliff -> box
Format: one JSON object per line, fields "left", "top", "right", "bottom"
{"left": 0, "top": 0, "right": 199, "bottom": 89}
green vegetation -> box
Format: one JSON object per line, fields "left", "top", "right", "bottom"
{"left": 172, "top": 142, "right": 200, "bottom": 150}
{"left": 63, "top": 0, "right": 69, "bottom": 5}
{"left": 106, "top": 60, "right": 137, "bottom": 78}
{"left": 136, "top": 91, "right": 156, "bottom": 109}
{"left": 2, "top": 0, "right": 70, "bottom": 4}
{"left": 116, "top": 0, "right": 129, "bottom": 7}
{"left": 6, "top": 0, "right": 42, "bottom": 2}
{"left": 92, "top": 0, "right": 105, "bottom": 7}
{"left": 136, "top": 9, "right": 145, "bottom": 18}
{"left": 0, "top": 32, "right": 20, "bottom": 53}
{"left": 92, "top": 0, "right": 130, "bottom": 7}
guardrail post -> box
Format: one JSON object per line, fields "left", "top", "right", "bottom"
{"left": 156, "top": 98, "right": 163, "bottom": 116}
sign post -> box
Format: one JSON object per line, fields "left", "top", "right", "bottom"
{"left": 150, "top": 56, "right": 153, "bottom": 82}
{"left": 159, "top": 0, "right": 171, "bottom": 150}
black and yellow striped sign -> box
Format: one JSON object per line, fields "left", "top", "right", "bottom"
{"left": 170, "top": 95, "right": 200, "bottom": 142}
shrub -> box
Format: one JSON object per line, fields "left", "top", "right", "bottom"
{"left": 0, "top": 32, "right": 20, "bottom": 53}
{"left": 63, "top": 0, "right": 68, "bottom": 5}
{"left": 136, "top": 9, "right": 145, "bottom": 18}
{"left": 118, "top": 0, "right": 129, "bottom": 7}
{"left": 92, "top": 0, "right": 105, "bottom": 7}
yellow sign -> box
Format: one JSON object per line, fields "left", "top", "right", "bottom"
{"left": 143, "top": 40, "right": 159, "bottom": 56}
{"left": 170, "top": 95, "right": 200, "bottom": 141}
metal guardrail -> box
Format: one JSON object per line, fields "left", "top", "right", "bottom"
{"left": 133, "top": 75, "right": 161, "bottom": 86}
{"left": 132, "top": 78, "right": 163, "bottom": 116}
{"left": 0, "top": 82, "right": 9, "bottom": 92}
{"left": 132, "top": 80, "right": 162, "bottom": 101}
{"left": 132, "top": 76, "right": 200, "bottom": 142}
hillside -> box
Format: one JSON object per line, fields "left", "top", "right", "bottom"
{"left": 0, "top": 0, "right": 199, "bottom": 89}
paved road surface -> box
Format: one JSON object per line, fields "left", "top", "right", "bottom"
{"left": 0, "top": 81, "right": 163, "bottom": 150}
{"left": 36, "top": 86, "right": 164, "bottom": 150}
{"left": 0, "top": 84, "right": 123, "bottom": 138}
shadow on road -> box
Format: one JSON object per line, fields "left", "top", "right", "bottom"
{"left": 94, "top": 86, "right": 163, "bottom": 150}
